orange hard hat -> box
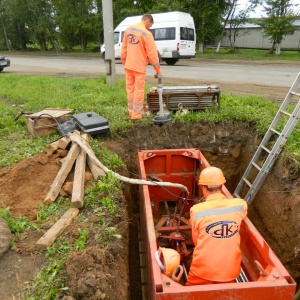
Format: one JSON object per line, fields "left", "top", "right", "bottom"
{"left": 158, "top": 247, "right": 180, "bottom": 277}
{"left": 199, "top": 166, "right": 226, "bottom": 186}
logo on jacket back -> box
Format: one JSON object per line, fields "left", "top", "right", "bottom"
{"left": 206, "top": 220, "right": 238, "bottom": 239}
{"left": 128, "top": 34, "right": 139, "bottom": 44}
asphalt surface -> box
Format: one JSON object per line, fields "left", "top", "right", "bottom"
{"left": 3, "top": 55, "right": 300, "bottom": 88}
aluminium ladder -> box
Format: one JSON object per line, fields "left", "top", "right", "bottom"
{"left": 233, "top": 72, "right": 300, "bottom": 204}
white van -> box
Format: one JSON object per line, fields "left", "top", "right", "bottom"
{"left": 101, "top": 11, "right": 196, "bottom": 65}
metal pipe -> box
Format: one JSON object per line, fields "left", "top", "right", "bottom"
{"left": 181, "top": 262, "right": 188, "bottom": 280}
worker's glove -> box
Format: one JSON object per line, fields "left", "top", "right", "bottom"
{"left": 154, "top": 65, "right": 161, "bottom": 75}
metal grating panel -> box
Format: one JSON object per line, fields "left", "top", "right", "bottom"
{"left": 146, "top": 85, "right": 220, "bottom": 111}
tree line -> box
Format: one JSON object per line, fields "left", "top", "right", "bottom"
{"left": 0, "top": 0, "right": 298, "bottom": 53}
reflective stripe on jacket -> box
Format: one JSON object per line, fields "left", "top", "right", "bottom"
{"left": 120, "top": 22, "right": 160, "bottom": 74}
{"left": 189, "top": 193, "right": 248, "bottom": 281}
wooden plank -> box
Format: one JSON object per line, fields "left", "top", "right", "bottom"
{"left": 44, "top": 142, "right": 80, "bottom": 204}
{"left": 36, "top": 208, "right": 79, "bottom": 248}
{"left": 25, "top": 108, "right": 74, "bottom": 119}
{"left": 82, "top": 136, "right": 105, "bottom": 179}
{"left": 45, "top": 136, "right": 70, "bottom": 156}
{"left": 71, "top": 134, "right": 87, "bottom": 208}
{"left": 87, "top": 155, "right": 106, "bottom": 179}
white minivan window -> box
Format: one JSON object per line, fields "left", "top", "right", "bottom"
{"left": 114, "top": 32, "right": 120, "bottom": 44}
{"left": 180, "top": 27, "right": 195, "bottom": 41}
{"left": 150, "top": 28, "right": 176, "bottom": 41}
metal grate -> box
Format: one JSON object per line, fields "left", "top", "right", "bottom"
{"left": 146, "top": 85, "right": 220, "bottom": 111}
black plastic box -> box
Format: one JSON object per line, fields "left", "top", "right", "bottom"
{"left": 73, "top": 112, "right": 110, "bottom": 136}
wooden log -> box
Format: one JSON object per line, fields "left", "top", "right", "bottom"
{"left": 36, "top": 208, "right": 79, "bottom": 248}
{"left": 83, "top": 136, "right": 105, "bottom": 179}
{"left": 87, "top": 155, "right": 106, "bottom": 179}
{"left": 44, "top": 142, "right": 80, "bottom": 204}
{"left": 45, "top": 136, "right": 70, "bottom": 156}
{"left": 71, "top": 134, "right": 87, "bottom": 208}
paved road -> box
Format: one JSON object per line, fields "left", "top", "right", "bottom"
{"left": 4, "top": 55, "right": 300, "bottom": 87}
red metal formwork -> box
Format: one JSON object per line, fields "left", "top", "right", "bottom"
{"left": 137, "top": 148, "right": 296, "bottom": 300}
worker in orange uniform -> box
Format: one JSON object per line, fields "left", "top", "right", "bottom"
{"left": 186, "top": 166, "right": 248, "bottom": 285}
{"left": 120, "top": 14, "right": 161, "bottom": 121}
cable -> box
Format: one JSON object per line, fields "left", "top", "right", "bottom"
{"left": 122, "top": 165, "right": 201, "bottom": 203}
{"left": 32, "top": 113, "right": 77, "bottom": 144}
{"left": 68, "top": 132, "right": 189, "bottom": 193}
{"left": 32, "top": 113, "right": 62, "bottom": 144}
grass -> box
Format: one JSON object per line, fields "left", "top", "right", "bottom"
{"left": 197, "top": 48, "right": 300, "bottom": 61}
{"left": 0, "top": 74, "right": 300, "bottom": 168}
{"left": 2, "top": 47, "right": 300, "bottom": 61}
{"left": 1, "top": 59, "right": 300, "bottom": 298}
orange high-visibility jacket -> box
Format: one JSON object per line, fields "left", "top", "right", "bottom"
{"left": 189, "top": 193, "right": 248, "bottom": 281}
{"left": 120, "top": 22, "right": 160, "bottom": 74}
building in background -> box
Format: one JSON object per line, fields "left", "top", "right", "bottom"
{"left": 218, "top": 20, "right": 300, "bottom": 50}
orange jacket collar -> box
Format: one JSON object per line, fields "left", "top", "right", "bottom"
{"left": 206, "top": 192, "right": 227, "bottom": 201}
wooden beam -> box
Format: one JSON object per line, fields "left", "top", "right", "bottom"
{"left": 77, "top": 132, "right": 105, "bottom": 179}
{"left": 70, "top": 133, "right": 108, "bottom": 179}
{"left": 87, "top": 155, "right": 106, "bottom": 179}
{"left": 45, "top": 136, "right": 70, "bottom": 156}
{"left": 36, "top": 208, "right": 79, "bottom": 248}
{"left": 71, "top": 134, "right": 87, "bottom": 208}
{"left": 44, "top": 142, "right": 80, "bottom": 204}
{"left": 83, "top": 136, "right": 105, "bottom": 179}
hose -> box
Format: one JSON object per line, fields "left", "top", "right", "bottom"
{"left": 67, "top": 131, "right": 189, "bottom": 193}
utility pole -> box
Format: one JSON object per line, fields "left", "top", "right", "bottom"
{"left": 102, "top": 0, "right": 116, "bottom": 85}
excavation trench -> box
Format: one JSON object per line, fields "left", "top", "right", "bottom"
{"left": 109, "top": 121, "right": 300, "bottom": 299}
{"left": 0, "top": 121, "right": 299, "bottom": 299}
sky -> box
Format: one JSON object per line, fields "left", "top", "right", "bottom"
{"left": 238, "top": 0, "right": 300, "bottom": 18}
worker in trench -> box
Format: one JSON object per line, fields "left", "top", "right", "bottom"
{"left": 186, "top": 167, "right": 248, "bottom": 285}
{"left": 120, "top": 14, "right": 161, "bottom": 121}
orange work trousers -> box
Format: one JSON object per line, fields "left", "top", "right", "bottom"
{"left": 186, "top": 270, "right": 235, "bottom": 286}
{"left": 125, "top": 69, "right": 146, "bottom": 120}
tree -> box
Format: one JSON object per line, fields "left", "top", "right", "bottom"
{"left": 0, "top": 0, "right": 11, "bottom": 50}
{"left": 180, "top": 0, "right": 229, "bottom": 52}
{"left": 25, "top": 0, "right": 59, "bottom": 51}
{"left": 53, "top": 0, "right": 100, "bottom": 51}
{"left": 216, "top": 0, "right": 258, "bottom": 52}
{"left": 0, "top": 0, "right": 31, "bottom": 51}
{"left": 257, "top": 0, "right": 298, "bottom": 54}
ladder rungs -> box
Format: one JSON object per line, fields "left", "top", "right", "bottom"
{"left": 242, "top": 177, "right": 252, "bottom": 188}
{"left": 260, "top": 145, "right": 271, "bottom": 153}
{"left": 270, "top": 127, "right": 281, "bottom": 135}
{"left": 234, "top": 73, "right": 300, "bottom": 205}
{"left": 233, "top": 192, "right": 241, "bottom": 198}
{"left": 251, "top": 161, "right": 261, "bottom": 171}
{"left": 291, "top": 91, "right": 300, "bottom": 97}
{"left": 280, "top": 110, "right": 292, "bottom": 117}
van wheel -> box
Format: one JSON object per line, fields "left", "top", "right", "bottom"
{"left": 164, "top": 58, "right": 178, "bottom": 65}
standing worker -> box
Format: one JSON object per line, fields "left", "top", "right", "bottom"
{"left": 186, "top": 167, "right": 248, "bottom": 285}
{"left": 120, "top": 14, "right": 161, "bottom": 121}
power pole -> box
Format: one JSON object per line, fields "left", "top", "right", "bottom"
{"left": 102, "top": 0, "right": 116, "bottom": 85}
